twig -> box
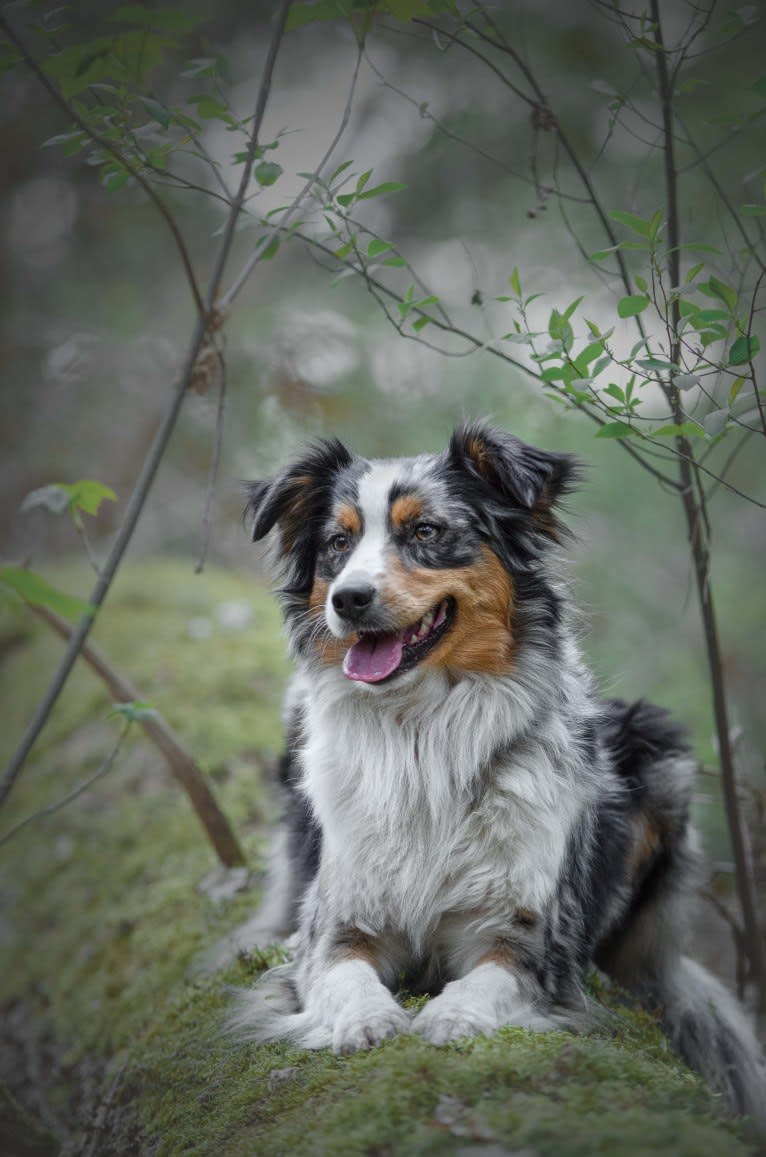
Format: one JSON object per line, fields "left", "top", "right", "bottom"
{"left": 415, "top": 13, "right": 648, "bottom": 344}
{"left": 195, "top": 343, "right": 228, "bottom": 574}
{"left": 0, "top": 15, "right": 205, "bottom": 318}
{"left": 651, "top": 0, "right": 765, "bottom": 1008}
{"left": 24, "top": 602, "right": 246, "bottom": 867}
{"left": 0, "top": 724, "right": 128, "bottom": 849}
{"left": 0, "top": 0, "right": 295, "bottom": 810}
{"left": 221, "top": 31, "right": 364, "bottom": 310}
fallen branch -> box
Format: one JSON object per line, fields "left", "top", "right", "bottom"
{"left": 24, "top": 602, "right": 247, "bottom": 869}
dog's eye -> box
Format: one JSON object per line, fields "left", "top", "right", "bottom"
{"left": 414, "top": 523, "right": 440, "bottom": 543}
{"left": 329, "top": 532, "right": 351, "bottom": 553}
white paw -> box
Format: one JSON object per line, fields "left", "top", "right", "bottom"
{"left": 332, "top": 1004, "right": 411, "bottom": 1054}
{"left": 412, "top": 999, "right": 498, "bottom": 1045}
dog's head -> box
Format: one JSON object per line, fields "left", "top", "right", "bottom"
{"left": 245, "top": 421, "right": 578, "bottom": 685}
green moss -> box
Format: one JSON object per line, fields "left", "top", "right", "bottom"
{"left": 0, "top": 558, "right": 756, "bottom": 1156}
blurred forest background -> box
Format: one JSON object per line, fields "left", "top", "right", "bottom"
{"left": 0, "top": 0, "right": 765, "bottom": 1081}
{"left": 1, "top": 1, "right": 765, "bottom": 1151}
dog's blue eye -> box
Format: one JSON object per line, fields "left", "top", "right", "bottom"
{"left": 329, "top": 533, "right": 351, "bottom": 553}
{"left": 414, "top": 523, "right": 440, "bottom": 542}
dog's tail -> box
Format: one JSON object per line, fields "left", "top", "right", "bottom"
{"left": 652, "top": 955, "right": 765, "bottom": 1125}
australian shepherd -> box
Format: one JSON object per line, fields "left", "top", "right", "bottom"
{"left": 232, "top": 420, "right": 764, "bottom": 1121}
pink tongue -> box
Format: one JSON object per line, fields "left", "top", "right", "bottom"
{"left": 343, "top": 633, "right": 404, "bottom": 683}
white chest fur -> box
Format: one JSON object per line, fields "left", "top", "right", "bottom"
{"left": 298, "top": 666, "right": 590, "bottom": 949}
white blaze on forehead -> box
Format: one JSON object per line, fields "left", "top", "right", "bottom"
{"left": 338, "top": 460, "right": 404, "bottom": 583}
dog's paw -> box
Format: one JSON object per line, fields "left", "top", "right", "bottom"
{"left": 331, "top": 1004, "right": 411, "bottom": 1054}
{"left": 412, "top": 999, "right": 497, "bottom": 1045}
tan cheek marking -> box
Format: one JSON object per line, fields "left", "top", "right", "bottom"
{"left": 336, "top": 503, "right": 362, "bottom": 535}
{"left": 379, "top": 546, "right": 515, "bottom": 675}
{"left": 431, "top": 546, "right": 515, "bottom": 675}
{"left": 390, "top": 494, "right": 423, "bottom": 531}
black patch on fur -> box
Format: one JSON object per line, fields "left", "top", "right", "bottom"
{"left": 278, "top": 711, "right": 321, "bottom": 924}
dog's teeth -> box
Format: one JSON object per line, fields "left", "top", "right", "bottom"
{"left": 417, "top": 612, "right": 434, "bottom": 639}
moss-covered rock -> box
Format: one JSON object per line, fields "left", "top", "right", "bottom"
{"left": 0, "top": 559, "right": 756, "bottom": 1155}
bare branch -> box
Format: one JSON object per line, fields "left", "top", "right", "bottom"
{"left": 0, "top": 0, "right": 295, "bottom": 810}
{"left": 0, "top": 724, "right": 128, "bottom": 850}
{"left": 222, "top": 32, "right": 364, "bottom": 310}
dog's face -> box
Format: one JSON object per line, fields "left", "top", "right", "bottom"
{"left": 246, "top": 422, "right": 577, "bottom": 685}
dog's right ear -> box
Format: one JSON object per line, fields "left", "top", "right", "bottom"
{"left": 244, "top": 438, "right": 353, "bottom": 553}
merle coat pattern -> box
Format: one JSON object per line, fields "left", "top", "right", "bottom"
{"left": 232, "top": 421, "right": 764, "bottom": 1122}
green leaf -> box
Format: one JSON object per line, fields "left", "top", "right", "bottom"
{"left": 412, "top": 316, "right": 432, "bottom": 332}
{"left": 57, "top": 480, "right": 118, "bottom": 517}
{"left": 0, "top": 566, "right": 94, "bottom": 619}
{"left": 255, "top": 161, "right": 283, "bottom": 187}
{"left": 356, "top": 181, "right": 407, "bottom": 201}
{"left": 141, "top": 97, "right": 170, "bottom": 127}
{"left": 637, "top": 357, "right": 678, "bottom": 372}
{"left": 102, "top": 169, "right": 131, "bottom": 192}
{"left": 590, "top": 355, "right": 612, "bottom": 378}
{"left": 647, "top": 207, "right": 663, "bottom": 241}
{"left": 367, "top": 239, "right": 393, "bottom": 257}
{"left": 609, "top": 209, "right": 650, "bottom": 236}
{"left": 603, "top": 383, "right": 625, "bottom": 402}
{"left": 188, "top": 93, "right": 232, "bottom": 122}
{"left": 589, "top": 247, "right": 620, "bottom": 262}
{"left": 109, "top": 700, "right": 158, "bottom": 722}
{"left": 356, "top": 169, "right": 372, "bottom": 194}
{"left": 685, "top": 262, "right": 704, "bottom": 283}
{"left": 574, "top": 341, "right": 604, "bottom": 375}
{"left": 617, "top": 295, "right": 650, "bottom": 318}
{"left": 595, "top": 422, "right": 635, "bottom": 439}
{"left": 330, "top": 159, "right": 354, "bottom": 182}
{"left": 634, "top": 275, "right": 648, "bottom": 294}
{"left": 562, "top": 295, "right": 584, "bottom": 323}
{"left": 728, "top": 334, "right": 760, "bottom": 365}
{"left": 383, "top": 256, "right": 407, "bottom": 267}
{"left": 741, "top": 204, "right": 766, "bottom": 216}
{"left": 509, "top": 267, "right": 522, "bottom": 297}
{"left": 728, "top": 376, "right": 747, "bottom": 404}
{"left": 704, "top": 277, "right": 737, "bottom": 313}
{"left": 260, "top": 236, "right": 280, "bottom": 261}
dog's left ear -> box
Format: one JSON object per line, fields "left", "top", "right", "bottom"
{"left": 244, "top": 438, "right": 353, "bottom": 554}
{"left": 448, "top": 420, "right": 579, "bottom": 511}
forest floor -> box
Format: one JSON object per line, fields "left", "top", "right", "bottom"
{"left": 0, "top": 559, "right": 759, "bottom": 1156}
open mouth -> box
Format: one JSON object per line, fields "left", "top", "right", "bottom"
{"left": 342, "top": 598, "right": 455, "bottom": 684}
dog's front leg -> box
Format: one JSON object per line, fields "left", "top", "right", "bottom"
{"left": 299, "top": 925, "right": 411, "bottom": 1054}
{"left": 412, "top": 937, "right": 554, "bottom": 1044}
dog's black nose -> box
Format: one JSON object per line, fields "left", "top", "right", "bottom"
{"left": 332, "top": 584, "right": 375, "bottom": 622}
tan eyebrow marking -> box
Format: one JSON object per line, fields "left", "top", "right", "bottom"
{"left": 390, "top": 494, "right": 423, "bottom": 530}
{"left": 336, "top": 503, "right": 362, "bottom": 534}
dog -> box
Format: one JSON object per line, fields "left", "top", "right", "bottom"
{"left": 232, "top": 420, "right": 764, "bottom": 1121}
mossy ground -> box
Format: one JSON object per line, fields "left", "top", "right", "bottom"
{"left": 0, "top": 559, "right": 756, "bottom": 1156}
